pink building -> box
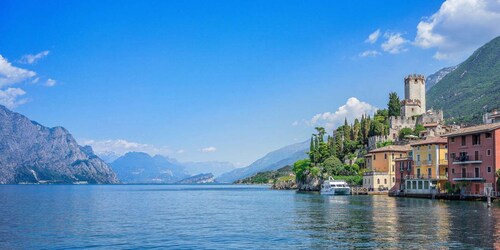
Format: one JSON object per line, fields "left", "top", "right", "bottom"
{"left": 445, "top": 123, "right": 500, "bottom": 196}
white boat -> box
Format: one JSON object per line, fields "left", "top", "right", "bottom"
{"left": 320, "top": 177, "right": 351, "bottom": 195}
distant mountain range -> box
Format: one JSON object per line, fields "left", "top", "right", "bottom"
{"left": 110, "top": 152, "right": 190, "bottom": 183}
{"left": 0, "top": 105, "right": 118, "bottom": 184}
{"left": 427, "top": 36, "right": 500, "bottom": 124}
{"left": 108, "top": 152, "right": 236, "bottom": 183}
{"left": 216, "top": 140, "right": 309, "bottom": 183}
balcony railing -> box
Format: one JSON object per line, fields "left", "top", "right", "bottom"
{"left": 452, "top": 155, "right": 483, "bottom": 164}
{"left": 439, "top": 159, "right": 448, "bottom": 165}
{"left": 451, "top": 172, "right": 485, "bottom": 181}
{"left": 405, "top": 175, "right": 437, "bottom": 180}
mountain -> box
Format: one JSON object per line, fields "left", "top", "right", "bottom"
{"left": 216, "top": 140, "right": 309, "bottom": 183}
{"left": 110, "top": 152, "right": 190, "bottom": 183}
{"left": 0, "top": 105, "right": 118, "bottom": 184}
{"left": 425, "top": 66, "right": 457, "bottom": 91}
{"left": 180, "top": 161, "right": 236, "bottom": 177}
{"left": 235, "top": 165, "right": 294, "bottom": 185}
{"left": 427, "top": 36, "right": 500, "bottom": 124}
{"left": 176, "top": 173, "right": 215, "bottom": 184}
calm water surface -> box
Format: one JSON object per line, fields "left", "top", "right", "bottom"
{"left": 1, "top": 185, "right": 499, "bottom": 249}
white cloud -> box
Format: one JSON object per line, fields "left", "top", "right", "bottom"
{"left": 381, "top": 33, "right": 408, "bottom": 54}
{"left": 82, "top": 139, "right": 171, "bottom": 157}
{"left": 0, "top": 55, "right": 36, "bottom": 88}
{"left": 176, "top": 149, "right": 185, "bottom": 154}
{"left": 19, "top": 50, "right": 50, "bottom": 65}
{"left": 309, "top": 97, "right": 378, "bottom": 131}
{"left": 359, "top": 50, "right": 381, "bottom": 57}
{"left": 414, "top": 0, "right": 500, "bottom": 61}
{"left": 365, "top": 29, "right": 381, "bottom": 44}
{"left": 0, "top": 88, "right": 28, "bottom": 109}
{"left": 45, "top": 78, "right": 56, "bottom": 87}
{"left": 201, "top": 146, "right": 217, "bottom": 153}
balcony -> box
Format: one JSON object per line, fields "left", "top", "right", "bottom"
{"left": 452, "top": 155, "right": 483, "bottom": 165}
{"left": 451, "top": 172, "right": 485, "bottom": 182}
{"left": 439, "top": 159, "right": 448, "bottom": 165}
{"left": 405, "top": 174, "right": 437, "bottom": 180}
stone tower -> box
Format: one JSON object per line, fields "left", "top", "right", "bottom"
{"left": 400, "top": 74, "right": 426, "bottom": 117}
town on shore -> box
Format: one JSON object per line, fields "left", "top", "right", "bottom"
{"left": 248, "top": 73, "right": 500, "bottom": 202}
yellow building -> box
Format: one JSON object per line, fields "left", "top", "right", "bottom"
{"left": 363, "top": 145, "right": 411, "bottom": 190}
{"left": 411, "top": 137, "right": 448, "bottom": 180}
{"left": 405, "top": 137, "right": 448, "bottom": 193}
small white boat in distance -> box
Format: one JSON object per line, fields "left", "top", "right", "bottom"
{"left": 320, "top": 177, "right": 351, "bottom": 195}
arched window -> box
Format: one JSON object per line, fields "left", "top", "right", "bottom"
{"left": 377, "top": 179, "right": 380, "bottom": 184}
{"left": 384, "top": 179, "right": 387, "bottom": 184}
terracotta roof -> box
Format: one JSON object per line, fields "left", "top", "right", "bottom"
{"left": 410, "top": 137, "right": 447, "bottom": 146}
{"left": 444, "top": 123, "right": 500, "bottom": 137}
{"left": 368, "top": 145, "right": 411, "bottom": 153}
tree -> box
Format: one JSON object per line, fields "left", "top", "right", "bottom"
{"left": 398, "top": 127, "right": 414, "bottom": 140}
{"left": 321, "top": 156, "right": 343, "bottom": 176}
{"left": 413, "top": 124, "right": 425, "bottom": 136}
{"left": 292, "top": 159, "right": 312, "bottom": 180}
{"left": 352, "top": 118, "right": 360, "bottom": 143}
{"left": 388, "top": 92, "right": 401, "bottom": 117}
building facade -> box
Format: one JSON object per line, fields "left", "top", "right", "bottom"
{"left": 363, "top": 145, "right": 411, "bottom": 190}
{"left": 445, "top": 123, "right": 500, "bottom": 196}
{"left": 402, "top": 137, "right": 448, "bottom": 195}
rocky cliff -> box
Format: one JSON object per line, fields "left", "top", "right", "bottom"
{"left": 0, "top": 105, "right": 119, "bottom": 184}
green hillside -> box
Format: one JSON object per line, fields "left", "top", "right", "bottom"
{"left": 427, "top": 36, "right": 500, "bottom": 125}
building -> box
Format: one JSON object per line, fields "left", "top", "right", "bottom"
{"left": 363, "top": 145, "right": 411, "bottom": 190}
{"left": 394, "top": 155, "right": 413, "bottom": 192}
{"left": 484, "top": 109, "right": 500, "bottom": 124}
{"left": 445, "top": 123, "right": 500, "bottom": 197}
{"left": 402, "top": 137, "right": 448, "bottom": 195}
{"left": 401, "top": 74, "right": 426, "bottom": 117}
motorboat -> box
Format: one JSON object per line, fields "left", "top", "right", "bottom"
{"left": 320, "top": 177, "right": 351, "bottom": 195}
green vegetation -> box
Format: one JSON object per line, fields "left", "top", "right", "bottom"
{"left": 293, "top": 98, "right": 396, "bottom": 187}
{"left": 388, "top": 92, "right": 401, "bottom": 117}
{"left": 235, "top": 166, "right": 294, "bottom": 184}
{"left": 427, "top": 36, "right": 500, "bottom": 125}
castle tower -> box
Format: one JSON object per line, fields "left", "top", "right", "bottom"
{"left": 400, "top": 74, "right": 426, "bottom": 117}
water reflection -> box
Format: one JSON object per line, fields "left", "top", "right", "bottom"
{"left": 293, "top": 193, "right": 500, "bottom": 248}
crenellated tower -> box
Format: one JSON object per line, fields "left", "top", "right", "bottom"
{"left": 400, "top": 74, "right": 426, "bottom": 117}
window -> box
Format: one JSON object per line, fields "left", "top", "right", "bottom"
{"left": 418, "top": 181, "right": 423, "bottom": 190}
{"left": 373, "top": 155, "right": 376, "bottom": 160}
{"left": 475, "top": 168, "right": 480, "bottom": 178}
{"left": 400, "top": 154, "right": 402, "bottom": 158}
{"left": 377, "top": 179, "right": 380, "bottom": 184}
{"left": 393, "top": 177, "right": 395, "bottom": 183}
{"left": 384, "top": 154, "right": 387, "bottom": 159}
{"left": 418, "top": 146, "right": 421, "bottom": 150}
{"left": 417, "top": 155, "right": 421, "bottom": 161}
{"left": 428, "top": 154, "right": 432, "bottom": 161}
{"left": 408, "top": 162, "right": 412, "bottom": 171}
{"left": 451, "top": 153, "right": 456, "bottom": 160}
{"left": 428, "top": 145, "right": 431, "bottom": 150}
{"left": 384, "top": 179, "right": 387, "bottom": 184}
{"left": 392, "top": 165, "right": 394, "bottom": 172}
{"left": 485, "top": 132, "right": 492, "bottom": 138}
{"left": 417, "top": 168, "right": 421, "bottom": 178}
{"left": 487, "top": 149, "right": 491, "bottom": 156}
{"left": 488, "top": 166, "right": 492, "bottom": 173}
{"left": 428, "top": 168, "right": 432, "bottom": 177}
{"left": 451, "top": 137, "right": 455, "bottom": 143}
{"left": 424, "top": 181, "right": 429, "bottom": 189}
{"left": 472, "top": 134, "right": 480, "bottom": 145}
{"left": 445, "top": 153, "right": 448, "bottom": 160}
{"left": 461, "top": 136, "right": 466, "bottom": 146}
{"left": 451, "top": 168, "right": 455, "bottom": 174}
{"left": 474, "top": 151, "right": 479, "bottom": 161}
{"left": 445, "top": 168, "right": 448, "bottom": 173}
{"left": 445, "top": 145, "right": 448, "bottom": 149}
{"left": 462, "top": 168, "right": 466, "bottom": 178}
{"left": 392, "top": 153, "right": 394, "bottom": 159}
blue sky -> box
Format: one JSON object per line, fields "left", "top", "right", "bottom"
{"left": 1, "top": 0, "right": 499, "bottom": 166}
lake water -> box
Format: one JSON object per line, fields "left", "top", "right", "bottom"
{"left": 0, "top": 184, "right": 499, "bottom": 249}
